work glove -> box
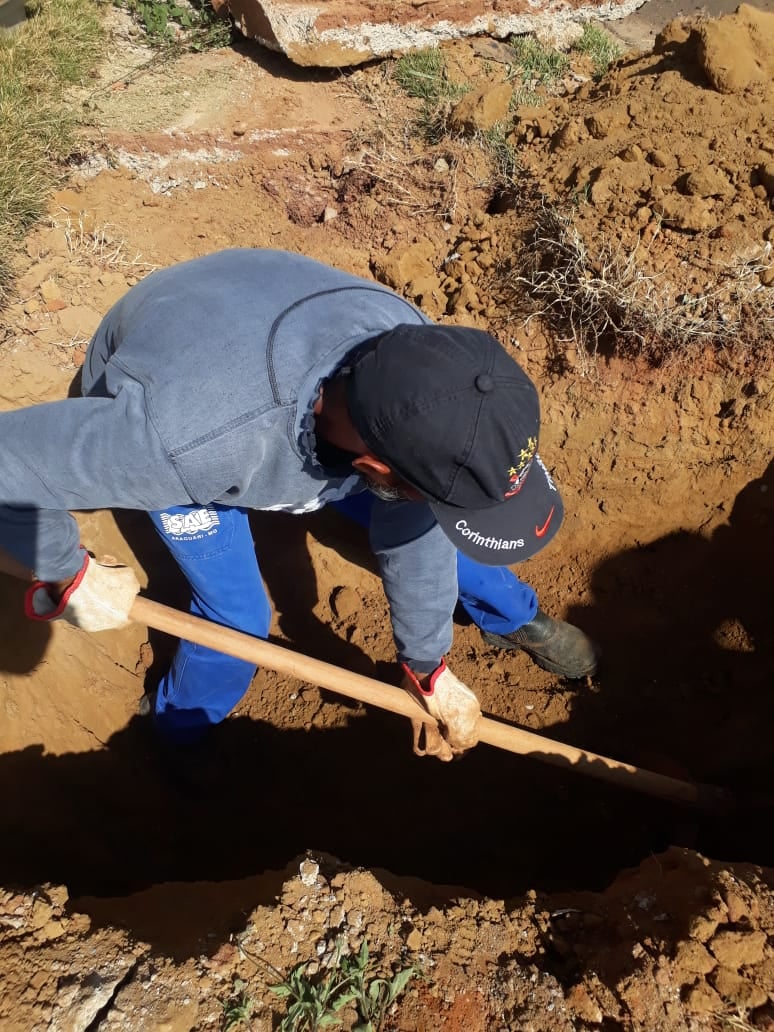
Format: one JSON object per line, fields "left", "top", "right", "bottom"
{"left": 401, "top": 659, "right": 482, "bottom": 762}
{"left": 25, "top": 552, "right": 140, "bottom": 632}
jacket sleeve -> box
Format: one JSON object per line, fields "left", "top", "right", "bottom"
{"left": 0, "top": 384, "right": 189, "bottom": 582}
{"left": 368, "top": 498, "right": 458, "bottom": 671}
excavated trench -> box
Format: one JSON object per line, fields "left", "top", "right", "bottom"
{"left": 1, "top": 455, "right": 772, "bottom": 915}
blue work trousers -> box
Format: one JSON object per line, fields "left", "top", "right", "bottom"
{"left": 148, "top": 496, "right": 537, "bottom": 744}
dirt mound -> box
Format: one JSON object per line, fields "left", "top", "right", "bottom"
{"left": 697, "top": 3, "right": 774, "bottom": 94}
{"left": 3, "top": 848, "right": 774, "bottom": 1029}
{"left": 512, "top": 4, "right": 774, "bottom": 353}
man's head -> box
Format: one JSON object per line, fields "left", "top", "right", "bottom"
{"left": 321, "top": 324, "right": 563, "bottom": 565}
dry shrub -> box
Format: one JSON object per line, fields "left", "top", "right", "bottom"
{"left": 52, "top": 214, "right": 155, "bottom": 274}
{"left": 512, "top": 203, "right": 774, "bottom": 372}
{"left": 339, "top": 144, "right": 460, "bottom": 223}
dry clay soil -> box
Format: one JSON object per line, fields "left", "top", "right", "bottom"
{"left": 1, "top": 9, "right": 774, "bottom": 1031}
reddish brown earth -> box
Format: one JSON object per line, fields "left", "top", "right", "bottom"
{"left": 0, "top": 9, "right": 773, "bottom": 1031}
{"left": 510, "top": 3, "right": 774, "bottom": 357}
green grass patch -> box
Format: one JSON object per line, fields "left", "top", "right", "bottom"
{"left": 572, "top": 22, "right": 621, "bottom": 79}
{"left": 393, "top": 47, "right": 448, "bottom": 101}
{"left": 0, "top": 0, "right": 103, "bottom": 294}
{"left": 509, "top": 35, "right": 569, "bottom": 87}
{"left": 269, "top": 938, "right": 416, "bottom": 1032}
{"left": 115, "top": 0, "right": 232, "bottom": 49}
{"left": 480, "top": 122, "right": 520, "bottom": 186}
{"left": 510, "top": 84, "right": 541, "bottom": 108}
{"left": 221, "top": 978, "right": 255, "bottom": 1030}
{"left": 393, "top": 48, "right": 468, "bottom": 142}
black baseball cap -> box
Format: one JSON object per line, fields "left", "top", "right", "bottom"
{"left": 345, "top": 324, "right": 563, "bottom": 566}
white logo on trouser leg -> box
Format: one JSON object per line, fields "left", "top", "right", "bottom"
{"left": 160, "top": 508, "right": 221, "bottom": 536}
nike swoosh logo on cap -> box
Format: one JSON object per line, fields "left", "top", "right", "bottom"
{"left": 535, "top": 506, "right": 555, "bottom": 538}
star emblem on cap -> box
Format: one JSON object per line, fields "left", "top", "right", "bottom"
{"left": 504, "top": 436, "right": 537, "bottom": 498}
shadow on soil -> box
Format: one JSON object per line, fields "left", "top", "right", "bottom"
{"left": 564, "top": 457, "right": 774, "bottom": 865}
{"left": 0, "top": 464, "right": 771, "bottom": 968}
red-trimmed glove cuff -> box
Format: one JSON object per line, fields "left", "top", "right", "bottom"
{"left": 401, "top": 658, "right": 446, "bottom": 696}
{"left": 24, "top": 552, "right": 90, "bottom": 622}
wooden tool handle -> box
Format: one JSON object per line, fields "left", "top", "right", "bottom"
{"left": 130, "top": 596, "right": 731, "bottom": 812}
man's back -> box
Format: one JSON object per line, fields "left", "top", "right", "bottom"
{"left": 0, "top": 249, "right": 427, "bottom": 578}
{"left": 82, "top": 249, "right": 427, "bottom": 505}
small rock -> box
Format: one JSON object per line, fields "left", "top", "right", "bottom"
{"left": 675, "top": 939, "right": 716, "bottom": 976}
{"left": 566, "top": 984, "right": 603, "bottom": 1024}
{"left": 449, "top": 83, "right": 512, "bottom": 134}
{"left": 209, "top": 942, "right": 237, "bottom": 969}
{"left": 40, "top": 279, "right": 62, "bottom": 302}
{"left": 406, "top": 929, "right": 422, "bottom": 950}
{"left": 232, "top": 121, "right": 248, "bottom": 137}
{"left": 57, "top": 305, "right": 102, "bottom": 340}
{"left": 550, "top": 120, "right": 583, "bottom": 151}
{"left": 586, "top": 109, "right": 628, "bottom": 140}
{"left": 724, "top": 891, "right": 751, "bottom": 925}
{"left": 709, "top": 929, "right": 767, "bottom": 969}
{"left": 653, "top": 194, "right": 716, "bottom": 232}
{"left": 322, "top": 206, "right": 338, "bottom": 223}
{"left": 684, "top": 166, "right": 734, "bottom": 199}
{"left": 648, "top": 149, "right": 671, "bottom": 168}
{"left": 40, "top": 919, "right": 66, "bottom": 942}
{"left": 683, "top": 980, "right": 723, "bottom": 1014}
{"left": 46, "top": 228, "right": 70, "bottom": 256}
{"left": 689, "top": 914, "right": 720, "bottom": 943}
{"left": 710, "top": 967, "right": 768, "bottom": 1010}
{"left": 299, "top": 859, "right": 320, "bottom": 887}
{"left": 434, "top": 157, "right": 450, "bottom": 173}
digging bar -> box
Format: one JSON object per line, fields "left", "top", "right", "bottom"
{"left": 0, "top": 551, "right": 732, "bottom": 810}
{"left": 129, "top": 596, "right": 732, "bottom": 813}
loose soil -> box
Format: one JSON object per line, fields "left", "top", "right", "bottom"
{"left": 1, "top": 8, "right": 773, "bottom": 1031}
{"left": 510, "top": 3, "right": 774, "bottom": 358}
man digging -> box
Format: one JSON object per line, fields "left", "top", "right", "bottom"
{"left": 0, "top": 249, "right": 597, "bottom": 762}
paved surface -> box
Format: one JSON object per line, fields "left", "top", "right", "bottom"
{"left": 0, "top": 0, "right": 26, "bottom": 30}
{"left": 608, "top": 0, "right": 774, "bottom": 49}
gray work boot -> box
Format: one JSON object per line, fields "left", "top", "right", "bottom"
{"left": 481, "top": 609, "right": 599, "bottom": 679}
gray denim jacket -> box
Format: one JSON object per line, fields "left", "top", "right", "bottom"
{"left": 0, "top": 249, "right": 458, "bottom": 667}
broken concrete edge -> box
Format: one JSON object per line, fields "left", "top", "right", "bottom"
{"left": 227, "top": 0, "right": 649, "bottom": 67}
